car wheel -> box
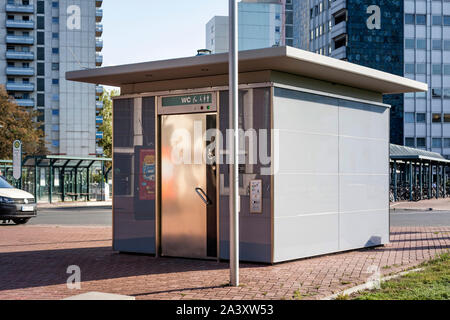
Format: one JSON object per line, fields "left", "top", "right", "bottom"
{"left": 12, "top": 218, "right": 30, "bottom": 225}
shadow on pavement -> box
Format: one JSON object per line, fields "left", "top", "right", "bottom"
{"left": 0, "top": 246, "right": 257, "bottom": 292}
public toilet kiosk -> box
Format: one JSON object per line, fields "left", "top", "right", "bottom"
{"left": 67, "top": 46, "right": 427, "bottom": 263}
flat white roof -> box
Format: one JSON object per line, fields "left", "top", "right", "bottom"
{"left": 66, "top": 46, "right": 427, "bottom": 94}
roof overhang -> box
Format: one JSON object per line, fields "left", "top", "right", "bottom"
{"left": 66, "top": 46, "right": 427, "bottom": 95}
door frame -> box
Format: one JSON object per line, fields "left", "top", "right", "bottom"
{"left": 156, "top": 90, "right": 221, "bottom": 260}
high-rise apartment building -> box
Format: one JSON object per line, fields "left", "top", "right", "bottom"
{"left": 293, "top": 0, "right": 450, "bottom": 158}
{"left": 206, "top": 0, "right": 292, "bottom": 53}
{"left": 0, "top": 0, "right": 104, "bottom": 156}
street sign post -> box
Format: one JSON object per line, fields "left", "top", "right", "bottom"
{"left": 13, "top": 140, "right": 22, "bottom": 181}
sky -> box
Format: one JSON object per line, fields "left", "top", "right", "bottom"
{"left": 102, "top": 1, "right": 229, "bottom": 67}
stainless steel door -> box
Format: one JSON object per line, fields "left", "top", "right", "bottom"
{"left": 161, "top": 113, "right": 212, "bottom": 258}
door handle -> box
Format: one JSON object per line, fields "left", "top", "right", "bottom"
{"left": 195, "top": 187, "right": 211, "bottom": 205}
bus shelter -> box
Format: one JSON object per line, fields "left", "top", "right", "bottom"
{"left": 1, "top": 155, "right": 111, "bottom": 203}
{"left": 390, "top": 144, "right": 450, "bottom": 201}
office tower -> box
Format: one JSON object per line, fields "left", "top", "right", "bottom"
{"left": 294, "top": 0, "right": 450, "bottom": 157}
{"left": 206, "top": 0, "right": 290, "bottom": 53}
{"left": 0, "top": 0, "right": 104, "bottom": 156}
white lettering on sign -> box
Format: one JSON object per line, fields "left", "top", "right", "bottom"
{"left": 181, "top": 97, "right": 191, "bottom": 104}
{"left": 67, "top": 5, "right": 81, "bottom": 30}
{"left": 366, "top": 5, "right": 381, "bottom": 30}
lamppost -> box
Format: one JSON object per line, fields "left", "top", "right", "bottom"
{"left": 229, "top": 0, "right": 239, "bottom": 287}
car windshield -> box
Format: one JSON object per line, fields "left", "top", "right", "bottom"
{"left": 0, "top": 177, "right": 13, "bottom": 189}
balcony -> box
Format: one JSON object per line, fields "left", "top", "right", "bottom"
{"left": 331, "top": 45, "right": 347, "bottom": 60}
{"left": 14, "top": 99, "right": 34, "bottom": 107}
{"left": 6, "top": 50, "right": 34, "bottom": 60}
{"left": 6, "top": 4, "right": 34, "bottom": 13}
{"left": 6, "top": 67, "right": 35, "bottom": 76}
{"left": 6, "top": 35, "right": 34, "bottom": 45}
{"left": 331, "top": 21, "right": 346, "bottom": 40}
{"left": 6, "top": 19, "right": 34, "bottom": 29}
{"left": 330, "top": 0, "right": 346, "bottom": 15}
{"left": 96, "top": 9, "right": 103, "bottom": 22}
{"left": 96, "top": 86, "right": 104, "bottom": 95}
{"left": 96, "top": 101, "right": 104, "bottom": 109}
{"left": 96, "top": 116, "right": 104, "bottom": 124}
{"left": 96, "top": 0, "right": 103, "bottom": 7}
{"left": 6, "top": 82, "right": 34, "bottom": 92}
{"left": 96, "top": 54, "right": 103, "bottom": 66}
{"left": 96, "top": 39, "right": 103, "bottom": 52}
{"left": 96, "top": 24, "right": 103, "bottom": 37}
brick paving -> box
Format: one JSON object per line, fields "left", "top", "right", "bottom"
{"left": 0, "top": 225, "right": 449, "bottom": 300}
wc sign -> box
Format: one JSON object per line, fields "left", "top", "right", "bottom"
{"left": 366, "top": 5, "right": 381, "bottom": 30}
{"left": 67, "top": 5, "right": 81, "bottom": 30}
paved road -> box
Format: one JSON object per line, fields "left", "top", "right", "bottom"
{"left": 29, "top": 206, "right": 112, "bottom": 226}
{"left": 4, "top": 207, "right": 449, "bottom": 227}
{"left": 390, "top": 209, "right": 450, "bottom": 227}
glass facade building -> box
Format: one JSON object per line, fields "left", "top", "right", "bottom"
{"left": 0, "top": 0, "right": 104, "bottom": 156}
{"left": 206, "top": 0, "right": 292, "bottom": 54}
{"left": 294, "top": 0, "right": 450, "bottom": 157}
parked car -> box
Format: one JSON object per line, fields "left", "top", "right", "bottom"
{"left": 0, "top": 176, "right": 37, "bottom": 225}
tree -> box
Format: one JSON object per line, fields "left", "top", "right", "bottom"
{"left": 97, "top": 88, "right": 118, "bottom": 162}
{"left": 0, "top": 85, "right": 48, "bottom": 159}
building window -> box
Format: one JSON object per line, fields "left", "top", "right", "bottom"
{"left": 405, "top": 138, "right": 415, "bottom": 147}
{"left": 405, "top": 112, "right": 415, "bottom": 123}
{"left": 52, "top": 2, "right": 59, "bottom": 8}
{"left": 444, "top": 40, "right": 450, "bottom": 51}
{"left": 444, "top": 65, "right": 450, "bottom": 75}
{"left": 405, "top": 38, "right": 415, "bottom": 49}
{"left": 37, "top": 1, "right": 44, "bottom": 14}
{"left": 52, "top": 109, "right": 59, "bottom": 116}
{"left": 432, "top": 138, "right": 442, "bottom": 148}
{"left": 52, "top": 48, "right": 59, "bottom": 54}
{"left": 405, "top": 64, "right": 415, "bottom": 74}
{"left": 444, "top": 16, "right": 450, "bottom": 26}
{"left": 416, "top": 15, "right": 426, "bottom": 25}
{"left": 432, "top": 113, "right": 442, "bottom": 123}
{"left": 52, "top": 33, "right": 59, "bottom": 39}
{"left": 52, "top": 79, "right": 59, "bottom": 85}
{"left": 444, "top": 114, "right": 450, "bottom": 123}
{"left": 405, "top": 14, "right": 415, "bottom": 24}
{"left": 52, "top": 140, "right": 59, "bottom": 148}
{"left": 432, "top": 88, "right": 443, "bottom": 98}
{"left": 417, "top": 113, "right": 426, "bottom": 123}
{"left": 52, "top": 63, "right": 59, "bottom": 71}
{"left": 432, "top": 15, "right": 442, "bottom": 26}
{"left": 52, "top": 17, "right": 59, "bottom": 24}
{"left": 445, "top": 89, "right": 450, "bottom": 99}
{"left": 417, "top": 138, "right": 426, "bottom": 148}
{"left": 444, "top": 139, "right": 450, "bottom": 148}
{"left": 432, "top": 40, "right": 442, "bottom": 50}
{"left": 417, "top": 39, "right": 427, "bottom": 50}
{"left": 432, "top": 64, "right": 442, "bottom": 75}
{"left": 417, "top": 64, "right": 426, "bottom": 74}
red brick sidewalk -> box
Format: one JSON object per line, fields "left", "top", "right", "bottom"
{"left": 0, "top": 225, "right": 449, "bottom": 300}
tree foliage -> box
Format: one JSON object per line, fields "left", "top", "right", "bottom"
{"left": 97, "top": 88, "right": 118, "bottom": 162}
{"left": 0, "top": 85, "right": 48, "bottom": 159}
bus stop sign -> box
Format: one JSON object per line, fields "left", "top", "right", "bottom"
{"left": 13, "top": 140, "right": 22, "bottom": 180}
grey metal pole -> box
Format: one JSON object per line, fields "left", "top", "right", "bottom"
{"left": 229, "top": 0, "right": 239, "bottom": 287}
{"left": 393, "top": 161, "right": 397, "bottom": 202}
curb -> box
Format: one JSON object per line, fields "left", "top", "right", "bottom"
{"left": 37, "top": 201, "right": 112, "bottom": 209}
{"left": 322, "top": 268, "right": 424, "bottom": 300}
